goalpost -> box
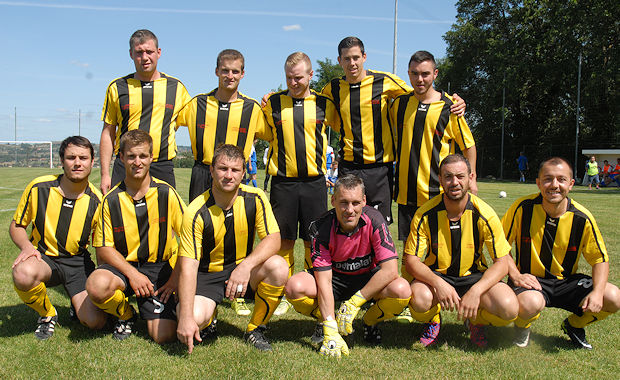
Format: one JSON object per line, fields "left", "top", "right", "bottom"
{"left": 0, "top": 141, "right": 53, "bottom": 169}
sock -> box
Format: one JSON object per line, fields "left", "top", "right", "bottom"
{"left": 278, "top": 247, "right": 295, "bottom": 277}
{"left": 410, "top": 304, "right": 441, "bottom": 323}
{"left": 568, "top": 310, "right": 612, "bottom": 328}
{"left": 14, "top": 283, "right": 56, "bottom": 318}
{"left": 251, "top": 179, "right": 257, "bottom": 187}
{"left": 91, "top": 289, "right": 134, "bottom": 320}
{"left": 247, "top": 282, "right": 284, "bottom": 332}
{"left": 471, "top": 309, "right": 516, "bottom": 327}
{"left": 200, "top": 308, "right": 217, "bottom": 330}
{"left": 303, "top": 245, "right": 313, "bottom": 271}
{"left": 289, "top": 296, "right": 322, "bottom": 320}
{"left": 363, "top": 297, "right": 410, "bottom": 326}
{"left": 515, "top": 313, "right": 540, "bottom": 329}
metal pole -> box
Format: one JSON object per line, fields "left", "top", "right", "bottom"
{"left": 392, "top": 0, "right": 398, "bottom": 74}
{"left": 500, "top": 75, "right": 505, "bottom": 179}
{"left": 574, "top": 52, "right": 582, "bottom": 180}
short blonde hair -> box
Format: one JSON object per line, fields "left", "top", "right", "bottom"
{"left": 285, "top": 52, "right": 312, "bottom": 72}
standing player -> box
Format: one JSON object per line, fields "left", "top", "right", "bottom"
{"left": 502, "top": 157, "right": 620, "bottom": 349}
{"left": 11, "top": 136, "right": 106, "bottom": 339}
{"left": 100, "top": 29, "right": 191, "bottom": 193}
{"left": 404, "top": 154, "right": 518, "bottom": 348}
{"left": 516, "top": 152, "right": 529, "bottom": 182}
{"left": 245, "top": 143, "right": 258, "bottom": 187}
{"left": 176, "top": 144, "right": 288, "bottom": 352}
{"left": 87, "top": 130, "right": 185, "bottom": 344}
{"left": 321, "top": 37, "right": 466, "bottom": 224}
{"left": 285, "top": 174, "right": 411, "bottom": 357}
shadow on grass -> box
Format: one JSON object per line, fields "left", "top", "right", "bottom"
{"left": 530, "top": 331, "right": 581, "bottom": 353}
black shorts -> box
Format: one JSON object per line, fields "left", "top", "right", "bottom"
{"left": 434, "top": 272, "right": 484, "bottom": 297}
{"left": 41, "top": 254, "right": 95, "bottom": 298}
{"left": 270, "top": 176, "right": 327, "bottom": 241}
{"left": 339, "top": 162, "right": 393, "bottom": 224}
{"left": 510, "top": 274, "right": 594, "bottom": 314}
{"left": 112, "top": 158, "right": 176, "bottom": 188}
{"left": 189, "top": 161, "right": 212, "bottom": 202}
{"left": 97, "top": 262, "right": 176, "bottom": 320}
{"left": 397, "top": 204, "right": 418, "bottom": 241}
{"left": 195, "top": 265, "right": 256, "bottom": 304}
{"left": 309, "top": 268, "right": 376, "bottom": 301}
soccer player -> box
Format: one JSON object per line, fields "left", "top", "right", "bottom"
{"left": 11, "top": 136, "right": 106, "bottom": 339}
{"left": 285, "top": 174, "right": 411, "bottom": 357}
{"left": 321, "top": 37, "right": 466, "bottom": 224}
{"left": 87, "top": 130, "right": 186, "bottom": 343}
{"left": 404, "top": 154, "right": 518, "bottom": 348}
{"left": 177, "top": 49, "right": 265, "bottom": 202}
{"left": 100, "top": 29, "right": 191, "bottom": 194}
{"left": 516, "top": 152, "right": 529, "bottom": 182}
{"left": 502, "top": 157, "right": 620, "bottom": 349}
{"left": 176, "top": 144, "right": 288, "bottom": 353}
{"left": 391, "top": 50, "right": 477, "bottom": 243}
{"left": 585, "top": 156, "right": 600, "bottom": 190}
{"left": 245, "top": 143, "right": 258, "bottom": 187}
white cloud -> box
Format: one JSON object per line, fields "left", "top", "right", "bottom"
{"left": 35, "top": 118, "right": 52, "bottom": 123}
{"left": 70, "top": 60, "right": 90, "bottom": 68}
{"left": 282, "top": 24, "right": 302, "bottom": 31}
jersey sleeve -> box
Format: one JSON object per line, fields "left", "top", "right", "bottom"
{"left": 309, "top": 215, "right": 333, "bottom": 271}
{"left": 404, "top": 210, "right": 429, "bottom": 258}
{"left": 501, "top": 199, "right": 523, "bottom": 245}
{"left": 256, "top": 99, "right": 274, "bottom": 142}
{"left": 179, "top": 207, "right": 204, "bottom": 261}
{"left": 481, "top": 212, "right": 511, "bottom": 260}
{"left": 370, "top": 213, "right": 397, "bottom": 264}
{"left": 254, "top": 190, "right": 279, "bottom": 240}
{"left": 13, "top": 179, "right": 38, "bottom": 227}
{"left": 580, "top": 214, "right": 609, "bottom": 266}
{"left": 92, "top": 199, "right": 115, "bottom": 248}
{"left": 450, "top": 115, "right": 475, "bottom": 151}
{"left": 176, "top": 96, "right": 196, "bottom": 129}
{"left": 169, "top": 188, "right": 186, "bottom": 236}
{"left": 386, "top": 73, "right": 412, "bottom": 99}
{"left": 324, "top": 97, "right": 342, "bottom": 134}
{"left": 101, "top": 81, "right": 120, "bottom": 126}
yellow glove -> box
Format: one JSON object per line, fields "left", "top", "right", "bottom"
{"left": 336, "top": 290, "right": 366, "bottom": 335}
{"left": 319, "top": 320, "right": 349, "bottom": 357}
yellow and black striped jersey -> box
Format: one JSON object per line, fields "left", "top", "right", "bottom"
{"left": 101, "top": 73, "right": 191, "bottom": 161}
{"left": 391, "top": 91, "right": 475, "bottom": 207}
{"left": 258, "top": 90, "right": 340, "bottom": 178}
{"left": 13, "top": 175, "right": 102, "bottom": 257}
{"left": 321, "top": 70, "right": 411, "bottom": 164}
{"left": 404, "top": 193, "right": 510, "bottom": 276}
{"left": 93, "top": 177, "right": 186, "bottom": 263}
{"left": 502, "top": 193, "right": 608, "bottom": 280}
{"left": 179, "top": 184, "right": 279, "bottom": 273}
{"left": 176, "top": 89, "right": 266, "bottom": 165}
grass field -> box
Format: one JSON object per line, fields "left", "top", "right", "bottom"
{"left": 0, "top": 167, "right": 618, "bottom": 379}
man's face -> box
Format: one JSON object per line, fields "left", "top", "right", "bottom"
{"left": 61, "top": 144, "right": 93, "bottom": 183}
{"left": 210, "top": 156, "right": 245, "bottom": 194}
{"left": 536, "top": 162, "right": 574, "bottom": 205}
{"left": 216, "top": 59, "right": 244, "bottom": 93}
{"left": 286, "top": 61, "right": 313, "bottom": 98}
{"left": 331, "top": 185, "right": 366, "bottom": 233}
{"left": 130, "top": 39, "right": 161, "bottom": 77}
{"left": 408, "top": 60, "right": 438, "bottom": 97}
{"left": 590, "top": 156, "right": 596, "bottom": 162}
{"left": 439, "top": 161, "right": 472, "bottom": 202}
{"left": 120, "top": 143, "right": 152, "bottom": 181}
{"left": 338, "top": 46, "right": 366, "bottom": 81}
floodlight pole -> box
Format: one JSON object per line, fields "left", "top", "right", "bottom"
{"left": 500, "top": 75, "right": 505, "bottom": 179}
{"left": 574, "top": 52, "right": 582, "bottom": 180}
{"left": 392, "top": 0, "right": 398, "bottom": 74}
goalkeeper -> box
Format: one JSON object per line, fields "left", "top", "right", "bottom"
{"left": 284, "top": 174, "right": 411, "bottom": 357}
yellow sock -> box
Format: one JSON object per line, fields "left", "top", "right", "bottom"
{"left": 363, "top": 297, "right": 410, "bottom": 326}
{"left": 568, "top": 310, "right": 612, "bottom": 328}
{"left": 410, "top": 304, "right": 441, "bottom": 323}
{"left": 278, "top": 248, "right": 295, "bottom": 277}
{"left": 247, "top": 282, "right": 284, "bottom": 332}
{"left": 200, "top": 308, "right": 217, "bottom": 330}
{"left": 14, "top": 283, "right": 56, "bottom": 318}
{"left": 471, "top": 309, "right": 516, "bottom": 327}
{"left": 91, "top": 289, "right": 134, "bottom": 320}
{"left": 515, "top": 313, "right": 540, "bottom": 329}
{"left": 304, "top": 246, "right": 313, "bottom": 271}
{"left": 289, "top": 296, "right": 322, "bottom": 320}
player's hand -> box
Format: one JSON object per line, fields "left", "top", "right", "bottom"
{"left": 512, "top": 273, "right": 542, "bottom": 290}
{"left": 154, "top": 277, "right": 177, "bottom": 304}
{"left": 177, "top": 316, "right": 201, "bottom": 354}
{"left": 581, "top": 289, "right": 604, "bottom": 313}
{"left": 128, "top": 271, "right": 155, "bottom": 298}
{"left": 100, "top": 174, "right": 112, "bottom": 195}
{"left": 261, "top": 92, "right": 275, "bottom": 108}
{"left": 450, "top": 93, "right": 466, "bottom": 117}
{"left": 319, "top": 320, "right": 349, "bottom": 358}
{"left": 12, "top": 246, "right": 42, "bottom": 268}
{"left": 458, "top": 287, "right": 481, "bottom": 321}
{"left": 434, "top": 278, "right": 461, "bottom": 311}
{"left": 336, "top": 298, "right": 363, "bottom": 335}
{"left": 225, "top": 262, "right": 251, "bottom": 300}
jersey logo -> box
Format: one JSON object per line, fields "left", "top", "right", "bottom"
{"left": 371, "top": 99, "right": 381, "bottom": 105}
{"left": 418, "top": 104, "right": 428, "bottom": 112}
{"left": 62, "top": 199, "right": 74, "bottom": 208}
{"left": 546, "top": 218, "right": 557, "bottom": 227}
{"left": 113, "top": 226, "right": 125, "bottom": 233}
{"left": 121, "top": 104, "right": 132, "bottom": 110}
{"left": 165, "top": 104, "right": 174, "bottom": 110}
{"left": 225, "top": 210, "right": 233, "bottom": 218}
{"left": 197, "top": 123, "right": 206, "bottom": 129}
{"left": 239, "top": 127, "right": 247, "bottom": 133}
{"left": 521, "top": 237, "right": 531, "bottom": 243}
{"left": 135, "top": 199, "right": 146, "bottom": 207}
{"left": 142, "top": 82, "right": 153, "bottom": 89}
{"left": 567, "top": 246, "right": 577, "bottom": 252}
{"left": 294, "top": 100, "right": 303, "bottom": 107}
{"left": 219, "top": 103, "right": 229, "bottom": 111}
{"left": 351, "top": 84, "right": 360, "bottom": 89}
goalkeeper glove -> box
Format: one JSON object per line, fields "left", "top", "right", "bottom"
{"left": 319, "top": 320, "right": 349, "bottom": 357}
{"left": 336, "top": 290, "right": 366, "bottom": 335}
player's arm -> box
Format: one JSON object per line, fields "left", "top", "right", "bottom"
{"left": 581, "top": 261, "right": 609, "bottom": 313}
{"left": 314, "top": 268, "right": 336, "bottom": 320}
{"left": 458, "top": 254, "right": 510, "bottom": 320}
{"left": 463, "top": 145, "right": 478, "bottom": 194}
{"left": 176, "top": 255, "right": 201, "bottom": 353}
{"left": 450, "top": 93, "right": 466, "bottom": 116}
{"left": 95, "top": 246, "right": 154, "bottom": 297}
{"left": 99, "top": 122, "right": 117, "bottom": 195}
{"left": 9, "top": 220, "right": 41, "bottom": 268}
{"left": 405, "top": 254, "right": 461, "bottom": 311}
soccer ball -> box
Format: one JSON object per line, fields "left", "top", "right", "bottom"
{"left": 499, "top": 191, "right": 507, "bottom": 198}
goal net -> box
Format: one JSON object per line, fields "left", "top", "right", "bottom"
{"left": 0, "top": 141, "right": 54, "bottom": 168}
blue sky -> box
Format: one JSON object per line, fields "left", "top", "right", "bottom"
{"left": 0, "top": 1, "right": 458, "bottom": 147}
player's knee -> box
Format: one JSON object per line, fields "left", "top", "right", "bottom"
{"left": 265, "top": 255, "right": 288, "bottom": 285}
{"left": 604, "top": 283, "right": 620, "bottom": 313}
{"left": 387, "top": 277, "right": 412, "bottom": 299}
{"left": 85, "top": 272, "right": 114, "bottom": 303}
{"left": 12, "top": 262, "right": 39, "bottom": 290}
{"left": 410, "top": 285, "right": 434, "bottom": 311}
{"left": 79, "top": 311, "right": 107, "bottom": 330}
{"left": 284, "top": 274, "right": 309, "bottom": 299}
{"left": 149, "top": 322, "right": 177, "bottom": 344}
{"left": 518, "top": 292, "right": 545, "bottom": 317}
{"left": 496, "top": 296, "right": 519, "bottom": 320}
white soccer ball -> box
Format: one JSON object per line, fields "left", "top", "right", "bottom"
{"left": 499, "top": 191, "right": 507, "bottom": 198}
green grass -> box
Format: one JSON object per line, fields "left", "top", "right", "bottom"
{"left": 0, "top": 168, "right": 618, "bottom": 379}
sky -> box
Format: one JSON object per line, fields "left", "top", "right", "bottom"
{"left": 0, "top": 0, "right": 459, "bottom": 147}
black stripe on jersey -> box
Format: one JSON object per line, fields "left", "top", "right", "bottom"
{"left": 214, "top": 101, "right": 231, "bottom": 148}
{"left": 197, "top": 196, "right": 216, "bottom": 270}
{"left": 371, "top": 75, "right": 385, "bottom": 163}
{"left": 222, "top": 208, "right": 237, "bottom": 267}
{"left": 427, "top": 207, "right": 440, "bottom": 271}
{"left": 447, "top": 220, "right": 461, "bottom": 276}
{"left": 429, "top": 95, "right": 453, "bottom": 195}
{"left": 568, "top": 202, "right": 606, "bottom": 262}
{"left": 237, "top": 95, "right": 255, "bottom": 148}
{"left": 393, "top": 95, "right": 410, "bottom": 202}
{"left": 78, "top": 188, "right": 100, "bottom": 255}
{"left": 159, "top": 77, "right": 178, "bottom": 161}
{"left": 54, "top": 198, "right": 75, "bottom": 256}
{"left": 139, "top": 81, "right": 154, "bottom": 134}
{"left": 107, "top": 187, "right": 128, "bottom": 257}
{"left": 477, "top": 207, "right": 497, "bottom": 260}
{"left": 349, "top": 83, "right": 364, "bottom": 164}
{"left": 562, "top": 208, "right": 586, "bottom": 278}
{"left": 255, "top": 191, "right": 271, "bottom": 236}
{"left": 314, "top": 94, "right": 327, "bottom": 172}
{"left": 540, "top": 215, "right": 559, "bottom": 279}
{"left": 518, "top": 200, "right": 534, "bottom": 273}
{"left": 241, "top": 190, "right": 257, "bottom": 255}
{"left": 156, "top": 185, "right": 170, "bottom": 262}
{"left": 117, "top": 76, "right": 131, "bottom": 136}
{"left": 406, "top": 99, "right": 428, "bottom": 203}
{"left": 271, "top": 96, "right": 287, "bottom": 176}
{"left": 34, "top": 186, "right": 51, "bottom": 253}
{"left": 293, "top": 98, "right": 308, "bottom": 178}
{"left": 194, "top": 95, "right": 208, "bottom": 163}
{"left": 470, "top": 205, "right": 483, "bottom": 272}
{"left": 134, "top": 197, "right": 150, "bottom": 264}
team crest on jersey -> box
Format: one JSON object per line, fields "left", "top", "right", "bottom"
{"left": 62, "top": 199, "right": 74, "bottom": 208}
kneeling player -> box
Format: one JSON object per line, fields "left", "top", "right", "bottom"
{"left": 502, "top": 157, "right": 620, "bottom": 349}
{"left": 176, "top": 144, "right": 288, "bottom": 353}
{"left": 11, "top": 136, "right": 106, "bottom": 339}
{"left": 404, "top": 154, "right": 518, "bottom": 348}
{"left": 86, "top": 130, "right": 186, "bottom": 343}
{"left": 285, "top": 174, "right": 411, "bottom": 357}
